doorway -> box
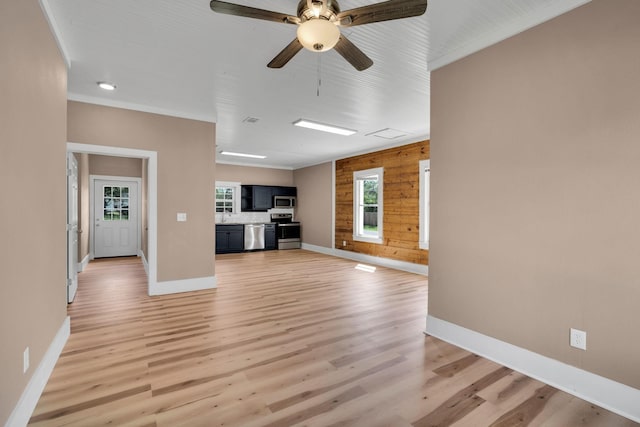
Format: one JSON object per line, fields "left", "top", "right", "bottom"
{"left": 92, "top": 177, "right": 141, "bottom": 258}
{"left": 67, "top": 142, "right": 158, "bottom": 293}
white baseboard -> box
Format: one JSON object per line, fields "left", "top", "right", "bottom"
{"left": 149, "top": 276, "right": 217, "bottom": 296}
{"left": 300, "top": 243, "right": 335, "bottom": 257}
{"left": 301, "top": 243, "right": 428, "bottom": 276}
{"left": 77, "top": 253, "right": 90, "bottom": 272}
{"left": 139, "top": 250, "right": 149, "bottom": 277}
{"left": 425, "top": 315, "right": 640, "bottom": 423}
{"left": 6, "top": 316, "right": 70, "bottom": 427}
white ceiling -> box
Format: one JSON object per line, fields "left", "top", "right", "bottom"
{"left": 42, "top": 0, "right": 590, "bottom": 169}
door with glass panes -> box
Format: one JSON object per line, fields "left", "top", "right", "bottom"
{"left": 94, "top": 179, "right": 138, "bottom": 258}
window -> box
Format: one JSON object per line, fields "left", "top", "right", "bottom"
{"left": 103, "top": 185, "right": 130, "bottom": 221}
{"left": 215, "top": 181, "right": 240, "bottom": 214}
{"left": 419, "top": 159, "right": 430, "bottom": 249}
{"left": 353, "top": 167, "right": 383, "bottom": 244}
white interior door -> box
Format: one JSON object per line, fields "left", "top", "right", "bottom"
{"left": 67, "top": 153, "right": 79, "bottom": 303}
{"left": 94, "top": 179, "right": 138, "bottom": 258}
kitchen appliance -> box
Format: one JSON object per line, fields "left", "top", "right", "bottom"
{"left": 270, "top": 213, "right": 301, "bottom": 250}
{"left": 273, "top": 195, "right": 296, "bottom": 208}
{"left": 244, "top": 223, "right": 265, "bottom": 250}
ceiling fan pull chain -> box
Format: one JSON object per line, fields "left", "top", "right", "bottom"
{"left": 317, "top": 54, "right": 322, "bottom": 97}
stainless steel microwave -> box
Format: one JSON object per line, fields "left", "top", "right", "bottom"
{"left": 273, "top": 195, "right": 296, "bottom": 208}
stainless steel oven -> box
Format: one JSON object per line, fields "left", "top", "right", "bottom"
{"left": 270, "top": 213, "right": 301, "bottom": 250}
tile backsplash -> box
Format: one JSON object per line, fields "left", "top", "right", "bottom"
{"left": 215, "top": 208, "right": 295, "bottom": 224}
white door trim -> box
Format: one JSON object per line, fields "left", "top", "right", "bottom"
{"left": 90, "top": 175, "right": 142, "bottom": 258}
{"left": 67, "top": 142, "right": 158, "bottom": 292}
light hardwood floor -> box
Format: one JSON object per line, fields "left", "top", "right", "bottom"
{"left": 30, "top": 251, "right": 637, "bottom": 426}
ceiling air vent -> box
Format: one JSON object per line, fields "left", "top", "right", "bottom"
{"left": 366, "top": 128, "right": 407, "bottom": 140}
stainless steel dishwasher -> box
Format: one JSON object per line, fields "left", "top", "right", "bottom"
{"left": 244, "top": 223, "right": 265, "bottom": 250}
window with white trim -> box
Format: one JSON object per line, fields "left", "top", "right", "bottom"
{"left": 419, "top": 159, "right": 430, "bottom": 249}
{"left": 215, "top": 181, "right": 241, "bottom": 214}
{"left": 353, "top": 167, "right": 383, "bottom": 244}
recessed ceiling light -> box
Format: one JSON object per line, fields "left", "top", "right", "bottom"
{"left": 293, "top": 119, "right": 356, "bottom": 136}
{"left": 220, "top": 151, "right": 266, "bottom": 159}
{"left": 97, "top": 82, "right": 116, "bottom": 91}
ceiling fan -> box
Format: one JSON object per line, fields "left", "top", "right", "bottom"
{"left": 210, "top": 0, "right": 428, "bottom": 71}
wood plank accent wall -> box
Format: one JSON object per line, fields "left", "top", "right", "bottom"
{"left": 335, "top": 140, "right": 429, "bottom": 265}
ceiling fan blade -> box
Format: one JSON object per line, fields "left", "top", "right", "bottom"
{"left": 267, "top": 38, "right": 304, "bottom": 68}
{"left": 333, "top": 35, "right": 373, "bottom": 71}
{"left": 337, "top": 0, "right": 427, "bottom": 27}
{"left": 210, "top": 0, "right": 299, "bottom": 24}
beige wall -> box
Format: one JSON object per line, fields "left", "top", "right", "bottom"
{"left": 430, "top": 0, "right": 640, "bottom": 389}
{"left": 216, "top": 163, "right": 294, "bottom": 186}
{"left": 76, "top": 153, "right": 90, "bottom": 263}
{"left": 0, "top": 0, "right": 68, "bottom": 424}
{"left": 293, "top": 162, "right": 333, "bottom": 248}
{"left": 89, "top": 154, "right": 143, "bottom": 178}
{"left": 68, "top": 101, "right": 216, "bottom": 283}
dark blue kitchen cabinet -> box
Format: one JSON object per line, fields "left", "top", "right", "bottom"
{"left": 264, "top": 223, "right": 277, "bottom": 250}
{"left": 271, "top": 186, "right": 297, "bottom": 197}
{"left": 241, "top": 185, "right": 272, "bottom": 211}
{"left": 241, "top": 185, "right": 297, "bottom": 211}
{"left": 216, "top": 224, "right": 244, "bottom": 254}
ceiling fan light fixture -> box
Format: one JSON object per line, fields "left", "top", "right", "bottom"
{"left": 296, "top": 19, "right": 340, "bottom": 52}
{"left": 293, "top": 119, "right": 356, "bottom": 136}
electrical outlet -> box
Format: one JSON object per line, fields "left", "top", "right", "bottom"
{"left": 342, "top": 240, "right": 347, "bottom": 246}
{"left": 570, "top": 328, "right": 587, "bottom": 350}
{"left": 23, "top": 347, "right": 29, "bottom": 373}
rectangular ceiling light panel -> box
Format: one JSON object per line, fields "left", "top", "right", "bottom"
{"left": 293, "top": 119, "right": 357, "bottom": 136}
{"left": 219, "top": 151, "right": 266, "bottom": 159}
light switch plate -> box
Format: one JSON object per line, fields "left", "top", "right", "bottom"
{"left": 177, "top": 213, "right": 187, "bottom": 222}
